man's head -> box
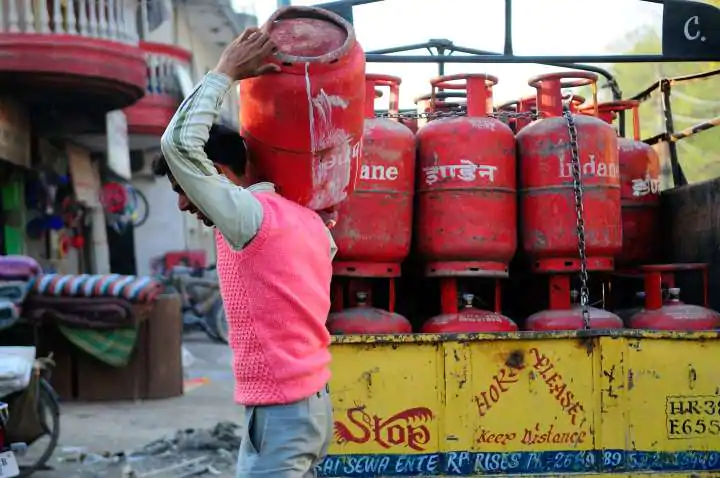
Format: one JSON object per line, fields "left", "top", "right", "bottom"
{"left": 154, "top": 124, "right": 248, "bottom": 226}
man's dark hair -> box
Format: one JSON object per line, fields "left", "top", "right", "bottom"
{"left": 153, "top": 124, "right": 248, "bottom": 177}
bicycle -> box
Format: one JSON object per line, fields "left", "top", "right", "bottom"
{"left": 151, "top": 259, "right": 228, "bottom": 344}
{"left": 101, "top": 181, "right": 151, "bottom": 234}
{"left": 2, "top": 355, "right": 60, "bottom": 477}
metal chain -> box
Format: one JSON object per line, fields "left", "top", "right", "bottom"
{"left": 561, "top": 99, "right": 591, "bottom": 330}
{"left": 374, "top": 109, "right": 542, "bottom": 122}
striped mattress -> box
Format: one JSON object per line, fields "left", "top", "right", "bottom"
{"left": 31, "top": 273, "right": 162, "bottom": 303}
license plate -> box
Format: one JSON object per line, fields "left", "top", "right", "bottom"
{"left": 0, "top": 451, "right": 19, "bottom": 477}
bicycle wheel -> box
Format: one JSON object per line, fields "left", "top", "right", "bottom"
{"left": 207, "top": 299, "right": 229, "bottom": 344}
{"left": 18, "top": 379, "right": 60, "bottom": 477}
{"left": 127, "top": 186, "right": 150, "bottom": 228}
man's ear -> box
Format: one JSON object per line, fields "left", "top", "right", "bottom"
{"left": 216, "top": 164, "right": 243, "bottom": 185}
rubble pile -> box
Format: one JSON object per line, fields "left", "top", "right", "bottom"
{"left": 59, "top": 422, "right": 242, "bottom": 478}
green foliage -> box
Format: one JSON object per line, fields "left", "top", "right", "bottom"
{"left": 603, "top": 0, "right": 720, "bottom": 183}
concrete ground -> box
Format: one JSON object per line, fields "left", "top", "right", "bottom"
{"left": 27, "top": 336, "right": 443, "bottom": 478}
{"left": 33, "top": 332, "right": 241, "bottom": 477}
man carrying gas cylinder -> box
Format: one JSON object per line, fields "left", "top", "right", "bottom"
{"left": 154, "top": 27, "right": 336, "bottom": 478}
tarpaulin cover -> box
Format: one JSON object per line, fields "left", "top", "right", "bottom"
{"left": 58, "top": 325, "right": 138, "bottom": 367}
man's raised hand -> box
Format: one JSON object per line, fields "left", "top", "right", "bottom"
{"left": 214, "top": 27, "right": 281, "bottom": 81}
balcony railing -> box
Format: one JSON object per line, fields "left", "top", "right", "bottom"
{"left": 124, "top": 42, "right": 192, "bottom": 138}
{"left": 142, "top": 42, "right": 191, "bottom": 99}
{"left": 1, "top": 0, "right": 140, "bottom": 44}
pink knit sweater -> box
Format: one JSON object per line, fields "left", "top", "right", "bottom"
{"left": 215, "top": 192, "right": 332, "bottom": 405}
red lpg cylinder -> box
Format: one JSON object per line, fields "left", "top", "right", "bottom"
{"left": 580, "top": 101, "right": 661, "bottom": 266}
{"left": 630, "top": 288, "right": 720, "bottom": 330}
{"left": 517, "top": 72, "right": 621, "bottom": 273}
{"left": 526, "top": 299, "right": 624, "bottom": 330}
{"left": 239, "top": 6, "right": 365, "bottom": 211}
{"left": 416, "top": 74, "right": 516, "bottom": 276}
{"left": 629, "top": 264, "right": 720, "bottom": 330}
{"left": 332, "top": 74, "right": 416, "bottom": 277}
{"left": 525, "top": 277, "right": 623, "bottom": 331}
{"left": 327, "top": 292, "right": 412, "bottom": 334}
{"left": 422, "top": 293, "right": 518, "bottom": 333}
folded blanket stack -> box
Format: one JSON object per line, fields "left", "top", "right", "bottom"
{"left": 0, "top": 256, "right": 40, "bottom": 330}
{"left": 23, "top": 296, "right": 137, "bottom": 329}
{"left": 32, "top": 273, "right": 162, "bottom": 303}
{"left": 24, "top": 273, "right": 164, "bottom": 367}
{"left": 24, "top": 273, "right": 161, "bottom": 329}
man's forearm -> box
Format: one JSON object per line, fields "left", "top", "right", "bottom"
{"left": 161, "top": 72, "right": 232, "bottom": 179}
{"left": 160, "top": 72, "right": 264, "bottom": 249}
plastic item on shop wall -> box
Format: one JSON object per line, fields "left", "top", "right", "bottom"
{"left": 61, "top": 197, "right": 84, "bottom": 228}
{"left": 24, "top": 180, "right": 43, "bottom": 210}
{"left": 58, "top": 233, "right": 71, "bottom": 258}
{"left": 25, "top": 214, "right": 64, "bottom": 238}
{"left": 46, "top": 215, "right": 64, "bottom": 231}
{"left": 71, "top": 235, "right": 85, "bottom": 249}
{"left": 25, "top": 217, "right": 45, "bottom": 240}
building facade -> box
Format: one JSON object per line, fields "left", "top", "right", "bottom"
{"left": 0, "top": 0, "right": 256, "bottom": 276}
{"left": 129, "top": 0, "right": 255, "bottom": 276}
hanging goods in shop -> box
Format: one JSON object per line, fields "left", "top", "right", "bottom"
{"left": 332, "top": 74, "right": 416, "bottom": 278}
{"left": 579, "top": 101, "right": 662, "bottom": 267}
{"left": 517, "top": 71, "right": 622, "bottom": 273}
{"left": 327, "top": 291, "right": 412, "bottom": 334}
{"left": 100, "top": 182, "right": 128, "bottom": 215}
{"left": 629, "top": 264, "right": 720, "bottom": 330}
{"left": 416, "top": 73, "right": 516, "bottom": 277}
{"left": 239, "top": 6, "right": 365, "bottom": 211}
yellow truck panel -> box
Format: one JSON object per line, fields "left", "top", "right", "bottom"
{"left": 623, "top": 335, "right": 720, "bottom": 470}
{"left": 318, "top": 331, "right": 720, "bottom": 476}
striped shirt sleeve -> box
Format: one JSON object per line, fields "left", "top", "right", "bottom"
{"left": 160, "top": 71, "right": 263, "bottom": 250}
